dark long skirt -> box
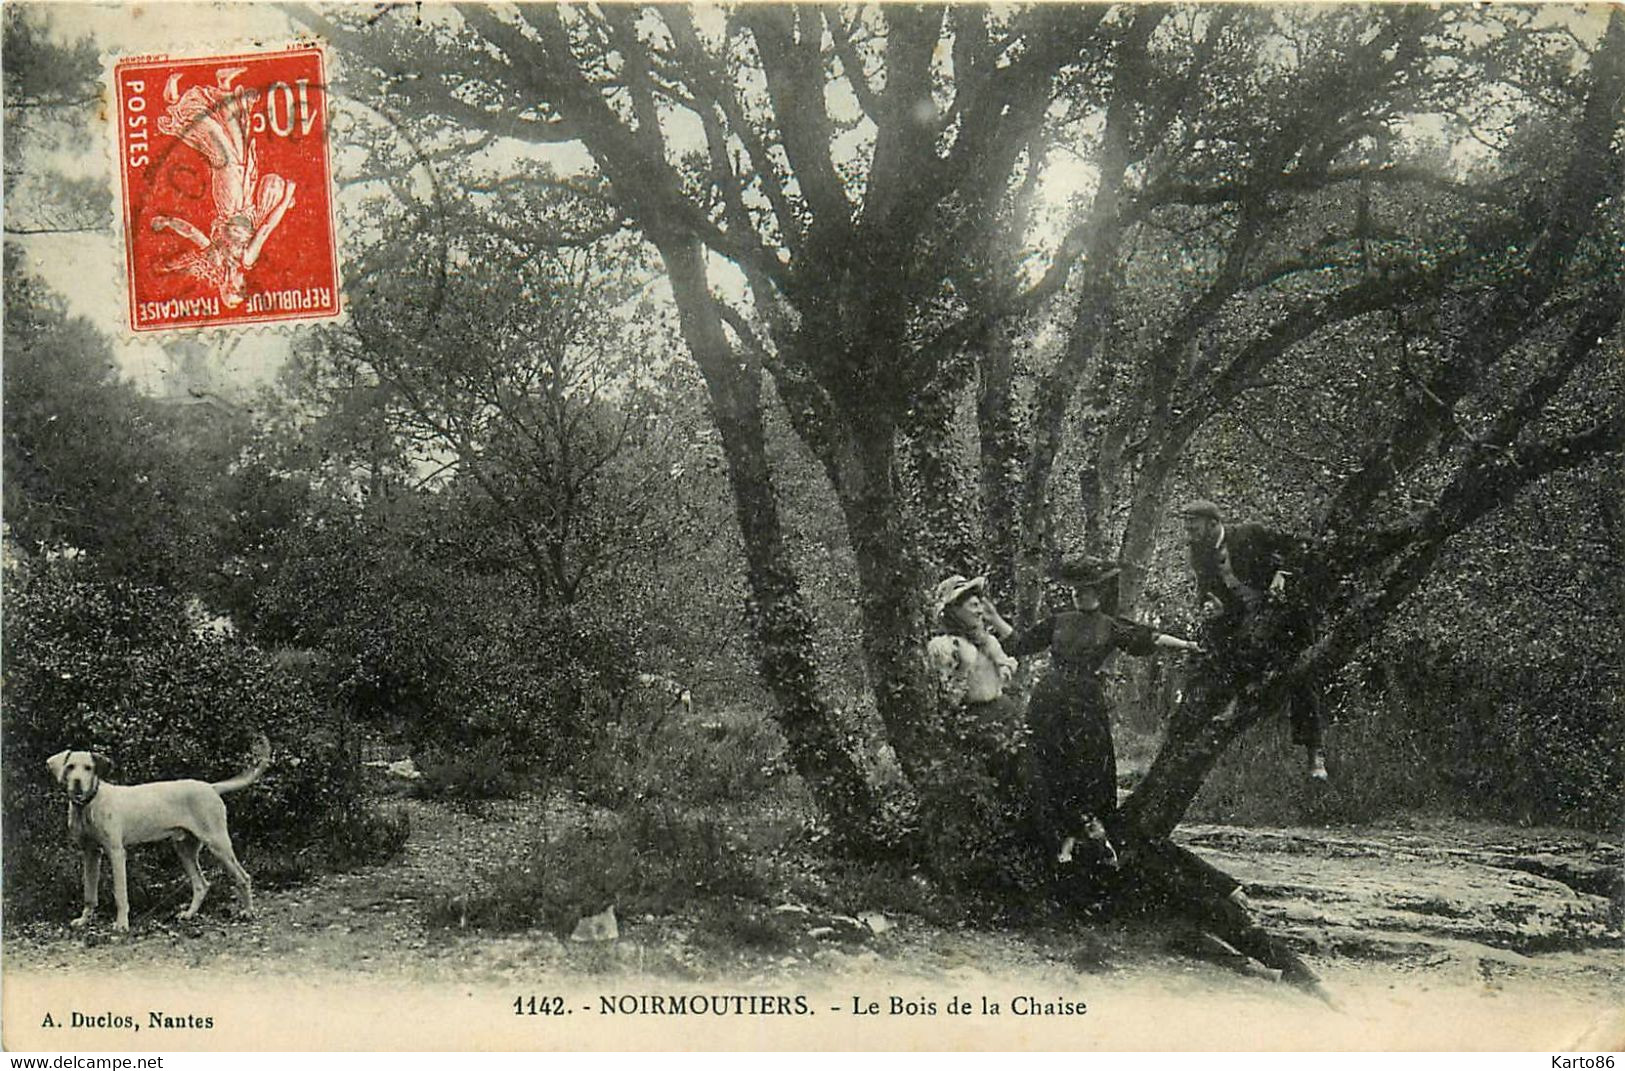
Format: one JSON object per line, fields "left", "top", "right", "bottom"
{"left": 1024, "top": 667, "right": 1117, "bottom": 835}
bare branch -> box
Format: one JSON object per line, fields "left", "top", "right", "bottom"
{"left": 1138, "top": 163, "right": 1518, "bottom": 215}
{"left": 738, "top": 6, "right": 854, "bottom": 244}
{"left": 659, "top": 7, "right": 804, "bottom": 260}
{"left": 824, "top": 11, "right": 883, "bottom": 122}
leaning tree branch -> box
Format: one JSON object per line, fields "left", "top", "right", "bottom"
{"left": 659, "top": 7, "right": 805, "bottom": 261}
{"left": 1324, "top": 8, "right": 1625, "bottom": 535}
{"left": 738, "top": 6, "right": 854, "bottom": 250}
{"left": 824, "top": 11, "right": 883, "bottom": 122}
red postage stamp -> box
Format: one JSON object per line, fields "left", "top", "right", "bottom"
{"left": 113, "top": 46, "right": 341, "bottom": 333}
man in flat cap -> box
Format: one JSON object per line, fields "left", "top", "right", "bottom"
{"left": 1181, "top": 499, "right": 1328, "bottom": 782}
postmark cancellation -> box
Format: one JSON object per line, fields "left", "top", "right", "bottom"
{"left": 112, "top": 45, "right": 341, "bottom": 334}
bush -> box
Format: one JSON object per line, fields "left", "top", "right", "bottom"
{"left": 573, "top": 703, "right": 793, "bottom": 809}
{"left": 413, "top": 738, "right": 533, "bottom": 806}
{"left": 247, "top": 514, "right": 612, "bottom": 781}
{"left": 1185, "top": 643, "right": 1624, "bottom": 831}
{"left": 417, "top": 619, "right": 612, "bottom": 775}
{"left": 896, "top": 698, "right": 1055, "bottom": 895}
{"left": 2, "top": 557, "right": 409, "bottom": 921}
{"left": 248, "top": 804, "right": 413, "bottom": 888}
{"left": 426, "top": 801, "right": 763, "bottom": 934}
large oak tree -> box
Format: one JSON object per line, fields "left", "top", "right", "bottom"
{"left": 305, "top": 4, "right": 1624, "bottom": 932}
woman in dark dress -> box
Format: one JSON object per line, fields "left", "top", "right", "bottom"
{"left": 1005, "top": 556, "right": 1202, "bottom": 865}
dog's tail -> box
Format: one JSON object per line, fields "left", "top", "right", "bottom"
{"left": 212, "top": 733, "right": 272, "bottom": 796}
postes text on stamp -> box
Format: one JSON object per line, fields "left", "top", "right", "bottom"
{"left": 114, "top": 46, "right": 341, "bottom": 333}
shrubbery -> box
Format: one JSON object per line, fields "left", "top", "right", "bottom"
{"left": 418, "top": 621, "right": 617, "bottom": 782}
{"left": 1183, "top": 640, "right": 1622, "bottom": 831}
{"left": 2, "top": 557, "right": 410, "bottom": 921}
{"left": 574, "top": 703, "right": 792, "bottom": 810}
{"left": 425, "top": 800, "right": 764, "bottom": 934}
{"left": 244, "top": 512, "right": 615, "bottom": 798}
{"left": 413, "top": 738, "right": 534, "bottom": 808}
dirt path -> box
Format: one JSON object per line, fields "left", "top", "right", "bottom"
{"left": 1180, "top": 818, "right": 1624, "bottom": 1011}
{"left": 6, "top": 796, "right": 1621, "bottom": 1003}
{"left": 1184, "top": 820, "right": 1622, "bottom": 957}
{"left": 5, "top": 797, "right": 560, "bottom": 981}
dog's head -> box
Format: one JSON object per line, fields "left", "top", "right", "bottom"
{"left": 46, "top": 749, "right": 113, "bottom": 804}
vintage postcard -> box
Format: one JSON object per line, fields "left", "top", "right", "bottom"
{"left": 3, "top": 1, "right": 1621, "bottom": 1055}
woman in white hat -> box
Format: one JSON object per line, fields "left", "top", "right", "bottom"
{"left": 925, "top": 573, "right": 1027, "bottom": 760}
{"left": 1004, "top": 555, "right": 1201, "bottom": 867}
{"left": 926, "top": 575, "right": 1017, "bottom": 702}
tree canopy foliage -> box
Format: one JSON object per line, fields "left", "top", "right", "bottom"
{"left": 301, "top": 3, "right": 1623, "bottom": 850}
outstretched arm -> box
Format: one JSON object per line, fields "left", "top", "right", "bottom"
{"left": 1003, "top": 616, "right": 1056, "bottom": 658}
{"left": 151, "top": 215, "right": 211, "bottom": 250}
{"left": 1153, "top": 631, "right": 1203, "bottom": 653}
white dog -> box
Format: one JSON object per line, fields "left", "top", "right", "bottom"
{"left": 46, "top": 736, "right": 270, "bottom": 931}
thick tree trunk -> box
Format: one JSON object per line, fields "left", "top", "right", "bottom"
{"left": 1108, "top": 825, "right": 1328, "bottom": 993}
{"left": 975, "top": 331, "right": 1024, "bottom": 600}
{"left": 1113, "top": 448, "right": 1182, "bottom": 614}
{"left": 660, "top": 240, "right": 887, "bottom": 850}
{"left": 904, "top": 369, "right": 980, "bottom": 573}
{"left": 1120, "top": 670, "right": 1254, "bottom": 838}
{"left": 1103, "top": 631, "right": 1331, "bottom": 995}
{"left": 1014, "top": 7, "right": 1157, "bottom": 616}
{"left": 838, "top": 420, "right": 939, "bottom": 786}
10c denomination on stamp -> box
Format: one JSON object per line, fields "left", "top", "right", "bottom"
{"left": 114, "top": 46, "right": 341, "bottom": 333}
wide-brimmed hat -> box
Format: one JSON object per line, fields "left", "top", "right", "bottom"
{"left": 1053, "top": 555, "right": 1121, "bottom": 589}
{"left": 931, "top": 574, "right": 986, "bottom": 618}
{"left": 1180, "top": 498, "right": 1224, "bottom": 522}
